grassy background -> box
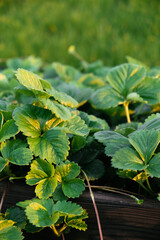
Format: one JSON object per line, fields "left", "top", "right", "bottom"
{"left": 0, "top": 0, "right": 160, "bottom": 67}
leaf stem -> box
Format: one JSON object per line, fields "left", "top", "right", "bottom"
{"left": 50, "top": 225, "right": 61, "bottom": 237}
{"left": 82, "top": 170, "right": 103, "bottom": 240}
{"left": 123, "top": 101, "right": 131, "bottom": 123}
{"left": 0, "top": 181, "right": 8, "bottom": 212}
{"left": 146, "top": 178, "right": 153, "bottom": 194}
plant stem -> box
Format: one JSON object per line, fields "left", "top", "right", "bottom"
{"left": 82, "top": 170, "right": 103, "bottom": 240}
{"left": 146, "top": 178, "right": 153, "bottom": 193}
{"left": 62, "top": 233, "right": 65, "bottom": 240}
{"left": 0, "top": 176, "right": 8, "bottom": 182}
{"left": 50, "top": 225, "right": 61, "bottom": 237}
{"left": 124, "top": 101, "right": 131, "bottom": 123}
{"left": 0, "top": 182, "right": 8, "bottom": 212}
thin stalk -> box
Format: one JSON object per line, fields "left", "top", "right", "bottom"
{"left": 82, "top": 170, "right": 103, "bottom": 240}
{"left": 146, "top": 178, "right": 153, "bottom": 194}
{"left": 59, "top": 224, "right": 67, "bottom": 234}
{"left": 50, "top": 225, "right": 60, "bottom": 237}
{"left": 62, "top": 233, "right": 65, "bottom": 240}
{"left": 0, "top": 176, "right": 8, "bottom": 182}
{"left": 139, "top": 182, "right": 153, "bottom": 195}
{"left": 86, "top": 185, "right": 143, "bottom": 198}
{"left": 0, "top": 182, "right": 8, "bottom": 212}
{"left": 123, "top": 101, "right": 131, "bottom": 123}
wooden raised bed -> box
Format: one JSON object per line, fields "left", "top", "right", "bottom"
{"left": 1, "top": 181, "right": 160, "bottom": 240}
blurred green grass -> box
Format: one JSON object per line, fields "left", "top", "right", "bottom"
{"left": 0, "top": 0, "right": 160, "bottom": 67}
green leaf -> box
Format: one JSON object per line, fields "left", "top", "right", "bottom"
{"left": 26, "top": 159, "right": 57, "bottom": 199}
{"left": 0, "top": 220, "right": 24, "bottom": 240}
{"left": 126, "top": 92, "right": 145, "bottom": 103}
{"left": 47, "top": 88, "right": 78, "bottom": 108}
{"left": 111, "top": 148, "right": 145, "bottom": 171}
{"left": 66, "top": 219, "right": 87, "bottom": 231}
{"left": 28, "top": 128, "right": 69, "bottom": 164}
{"left": 39, "top": 98, "right": 71, "bottom": 120}
{"left": 16, "top": 68, "right": 43, "bottom": 91}
{"left": 53, "top": 62, "right": 81, "bottom": 82}
{"left": 71, "top": 136, "right": 87, "bottom": 153}
{"left": 53, "top": 201, "right": 83, "bottom": 216}
{"left": 62, "top": 179, "right": 85, "bottom": 198}
{"left": 35, "top": 178, "right": 57, "bottom": 199}
{"left": 55, "top": 161, "right": 81, "bottom": 182}
{"left": 90, "top": 86, "right": 123, "bottom": 109}
{"left": 139, "top": 115, "right": 160, "bottom": 131}
{"left": 83, "top": 159, "right": 105, "bottom": 181}
{"left": 13, "top": 106, "right": 41, "bottom": 138}
{"left": 52, "top": 184, "right": 68, "bottom": 201}
{"left": 1, "top": 140, "right": 32, "bottom": 165}
{"left": 146, "top": 153, "right": 160, "bottom": 177}
{"left": 5, "top": 207, "right": 26, "bottom": 229}
{"left": 25, "top": 201, "right": 59, "bottom": 227}
{"left": 107, "top": 63, "right": 146, "bottom": 97}
{"left": 0, "top": 157, "right": 7, "bottom": 171}
{"left": 134, "top": 77, "right": 160, "bottom": 105}
{"left": 59, "top": 113, "right": 89, "bottom": 136}
{"left": 129, "top": 130, "right": 160, "bottom": 164}
{"left": 0, "top": 120, "right": 18, "bottom": 143}
{"left": 78, "top": 73, "right": 106, "bottom": 89}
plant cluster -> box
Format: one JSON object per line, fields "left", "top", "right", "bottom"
{"left": 1, "top": 55, "right": 160, "bottom": 239}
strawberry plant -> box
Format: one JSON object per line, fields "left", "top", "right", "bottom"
{"left": 1, "top": 56, "right": 160, "bottom": 240}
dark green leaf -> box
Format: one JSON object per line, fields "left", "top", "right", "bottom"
{"left": 62, "top": 179, "right": 85, "bottom": 198}
{"left": 0, "top": 120, "right": 18, "bottom": 143}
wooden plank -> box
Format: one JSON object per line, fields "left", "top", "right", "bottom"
{"left": 1, "top": 181, "right": 160, "bottom": 239}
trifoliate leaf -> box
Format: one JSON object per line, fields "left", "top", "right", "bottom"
{"left": 0, "top": 157, "right": 7, "bottom": 172}
{"left": 5, "top": 207, "right": 26, "bottom": 229}
{"left": 111, "top": 148, "right": 145, "bottom": 171}
{"left": 0, "top": 220, "right": 24, "bottom": 240}
{"left": 129, "top": 130, "right": 160, "bottom": 164}
{"left": 90, "top": 86, "right": 123, "bottom": 109}
{"left": 62, "top": 179, "right": 85, "bottom": 198}
{"left": 1, "top": 140, "right": 32, "bottom": 165}
{"left": 55, "top": 161, "right": 81, "bottom": 182}
{"left": 16, "top": 68, "right": 43, "bottom": 91}
{"left": 59, "top": 114, "right": 89, "bottom": 136}
{"left": 28, "top": 128, "right": 69, "bottom": 164}
{"left": 107, "top": 64, "right": 146, "bottom": 96}
{"left": 146, "top": 153, "right": 160, "bottom": 177}
{"left": 53, "top": 201, "right": 83, "bottom": 216}
{"left": 47, "top": 88, "right": 78, "bottom": 108}
{"left": 0, "top": 120, "right": 18, "bottom": 143}
{"left": 25, "top": 201, "right": 59, "bottom": 227}
{"left": 39, "top": 98, "right": 71, "bottom": 120}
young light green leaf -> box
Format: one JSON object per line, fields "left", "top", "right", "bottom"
{"left": 129, "top": 130, "right": 160, "bottom": 164}
{"left": 62, "top": 179, "right": 85, "bottom": 198}
{"left": 47, "top": 88, "right": 78, "bottom": 108}
{"left": 53, "top": 201, "right": 83, "bottom": 216}
{"left": 0, "top": 220, "right": 24, "bottom": 240}
{"left": 1, "top": 140, "right": 32, "bottom": 165}
{"left": 28, "top": 128, "right": 69, "bottom": 164}
{"left": 146, "top": 153, "right": 160, "bottom": 177}
{"left": 16, "top": 68, "right": 43, "bottom": 91}
{"left": 111, "top": 148, "right": 145, "bottom": 171}
{"left": 0, "top": 120, "right": 18, "bottom": 143}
